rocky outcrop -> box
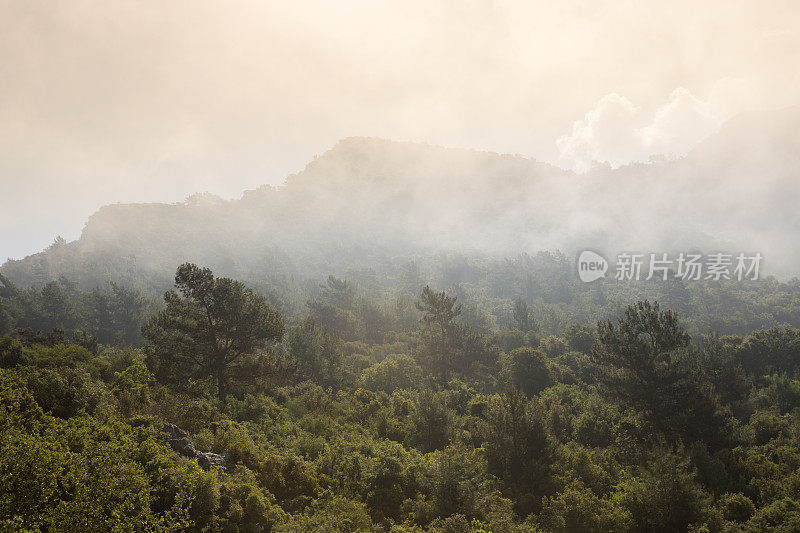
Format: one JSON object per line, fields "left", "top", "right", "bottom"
{"left": 163, "top": 422, "right": 232, "bottom": 471}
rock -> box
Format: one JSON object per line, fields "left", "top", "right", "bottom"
{"left": 163, "top": 422, "right": 232, "bottom": 472}
{"left": 197, "top": 452, "right": 229, "bottom": 470}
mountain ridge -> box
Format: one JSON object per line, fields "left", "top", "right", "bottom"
{"left": 3, "top": 106, "right": 799, "bottom": 289}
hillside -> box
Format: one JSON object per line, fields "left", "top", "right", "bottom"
{"left": 3, "top": 106, "right": 800, "bottom": 291}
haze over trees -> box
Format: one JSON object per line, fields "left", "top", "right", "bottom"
{"left": 4, "top": 106, "right": 800, "bottom": 294}
{"left": 2, "top": 254, "right": 800, "bottom": 530}
{"left": 2, "top": 110, "right": 800, "bottom": 530}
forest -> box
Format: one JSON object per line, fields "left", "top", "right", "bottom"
{"left": 4, "top": 1, "right": 800, "bottom": 530}
{"left": 3, "top": 254, "right": 800, "bottom": 532}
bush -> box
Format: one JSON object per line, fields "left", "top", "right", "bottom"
{"left": 719, "top": 493, "right": 755, "bottom": 524}
{"left": 360, "top": 354, "right": 423, "bottom": 393}
{"left": 501, "top": 347, "right": 553, "bottom": 397}
{"left": 408, "top": 390, "right": 451, "bottom": 452}
{"left": 538, "top": 482, "right": 631, "bottom": 532}
{"left": 0, "top": 337, "right": 25, "bottom": 368}
{"left": 744, "top": 498, "right": 800, "bottom": 532}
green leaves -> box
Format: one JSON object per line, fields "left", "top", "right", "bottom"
{"left": 415, "top": 286, "right": 463, "bottom": 381}
{"left": 143, "top": 263, "right": 285, "bottom": 397}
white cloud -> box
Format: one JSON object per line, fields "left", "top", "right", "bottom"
{"left": 557, "top": 88, "right": 726, "bottom": 172}
{"left": 555, "top": 93, "right": 645, "bottom": 172}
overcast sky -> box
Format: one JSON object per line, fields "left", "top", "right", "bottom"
{"left": 1, "top": 0, "right": 799, "bottom": 260}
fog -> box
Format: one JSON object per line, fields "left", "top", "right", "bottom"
{"left": 1, "top": 0, "right": 799, "bottom": 266}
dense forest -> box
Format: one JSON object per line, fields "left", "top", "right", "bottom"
{"left": 4, "top": 254, "right": 800, "bottom": 531}
{"left": 3, "top": 113, "right": 800, "bottom": 532}
{"left": 4, "top": 1, "right": 799, "bottom": 530}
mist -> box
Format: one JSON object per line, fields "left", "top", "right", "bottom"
{"left": 2, "top": 0, "right": 800, "bottom": 261}
{"left": 4, "top": 100, "right": 800, "bottom": 296}
{"left": 6, "top": 5, "right": 800, "bottom": 529}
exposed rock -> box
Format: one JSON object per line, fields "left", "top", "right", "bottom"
{"left": 163, "top": 422, "right": 232, "bottom": 472}
{"left": 197, "top": 452, "right": 229, "bottom": 470}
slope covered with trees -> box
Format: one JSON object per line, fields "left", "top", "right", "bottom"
{"left": 3, "top": 263, "right": 800, "bottom": 531}
{"left": 3, "top": 106, "right": 800, "bottom": 293}
{"left": 2, "top": 108, "right": 800, "bottom": 530}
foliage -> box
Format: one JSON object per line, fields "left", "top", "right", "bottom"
{"left": 143, "top": 263, "right": 285, "bottom": 397}
{"left": 3, "top": 261, "right": 800, "bottom": 531}
{"left": 501, "top": 347, "right": 553, "bottom": 397}
{"left": 361, "top": 353, "right": 423, "bottom": 393}
{"left": 416, "top": 286, "right": 463, "bottom": 381}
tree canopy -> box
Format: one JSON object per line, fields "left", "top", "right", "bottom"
{"left": 142, "top": 263, "right": 284, "bottom": 397}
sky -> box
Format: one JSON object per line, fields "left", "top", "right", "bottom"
{"left": 1, "top": 0, "right": 799, "bottom": 260}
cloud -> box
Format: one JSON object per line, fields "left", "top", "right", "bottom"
{"left": 640, "top": 88, "right": 722, "bottom": 155}
{"left": 557, "top": 88, "right": 726, "bottom": 172}
{"left": 555, "top": 93, "right": 644, "bottom": 172}
{"left": 1, "top": 1, "right": 799, "bottom": 259}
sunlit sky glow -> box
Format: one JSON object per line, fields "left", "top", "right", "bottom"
{"left": 1, "top": 0, "right": 799, "bottom": 260}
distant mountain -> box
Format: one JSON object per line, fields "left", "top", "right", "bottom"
{"left": 3, "top": 106, "right": 799, "bottom": 290}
